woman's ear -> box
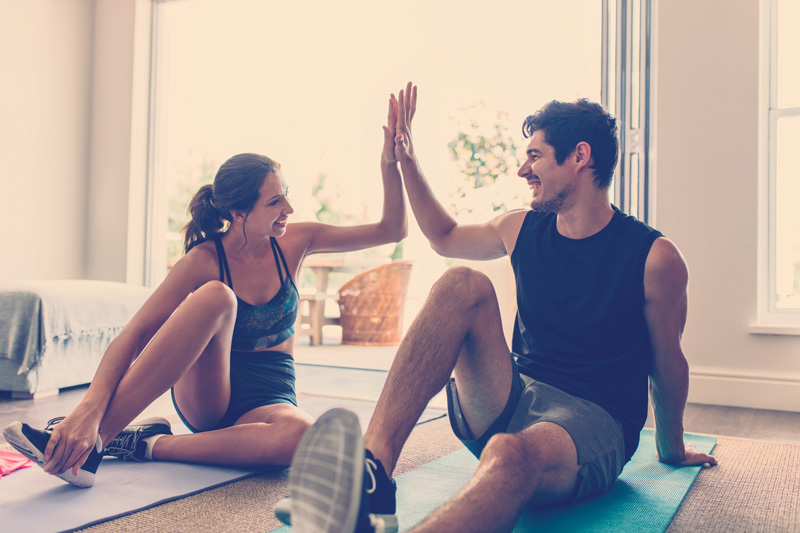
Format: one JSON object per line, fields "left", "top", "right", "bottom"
{"left": 230, "top": 210, "right": 246, "bottom": 223}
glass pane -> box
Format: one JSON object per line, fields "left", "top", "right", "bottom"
{"left": 628, "top": 152, "right": 639, "bottom": 217}
{"left": 775, "top": 115, "right": 800, "bottom": 309}
{"left": 151, "top": 0, "right": 602, "bottom": 286}
{"left": 630, "top": 0, "right": 640, "bottom": 129}
{"left": 606, "top": 0, "right": 617, "bottom": 115}
{"left": 777, "top": 0, "right": 800, "bottom": 108}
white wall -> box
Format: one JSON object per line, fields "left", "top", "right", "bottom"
{"left": 85, "top": 0, "right": 139, "bottom": 281}
{"left": 0, "top": 0, "right": 94, "bottom": 279}
{"left": 655, "top": 0, "right": 800, "bottom": 412}
{"left": 0, "top": 0, "right": 144, "bottom": 282}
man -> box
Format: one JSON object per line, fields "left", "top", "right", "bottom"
{"left": 281, "top": 83, "right": 716, "bottom": 533}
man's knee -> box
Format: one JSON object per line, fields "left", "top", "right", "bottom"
{"left": 429, "top": 266, "right": 497, "bottom": 307}
{"left": 482, "top": 433, "right": 536, "bottom": 472}
{"left": 476, "top": 433, "right": 540, "bottom": 499}
{"left": 481, "top": 427, "right": 581, "bottom": 504}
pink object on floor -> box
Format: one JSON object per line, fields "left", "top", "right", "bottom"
{"left": 0, "top": 450, "right": 34, "bottom": 479}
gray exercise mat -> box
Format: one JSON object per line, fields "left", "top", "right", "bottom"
{"left": 0, "top": 395, "right": 444, "bottom": 533}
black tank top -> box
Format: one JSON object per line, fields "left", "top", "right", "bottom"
{"left": 510, "top": 206, "right": 662, "bottom": 461}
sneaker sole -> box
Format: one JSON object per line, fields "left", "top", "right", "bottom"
{"left": 3, "top": 421, "right": 46, "bottom": 467}
{"left": 372, "top": 514, "right": 398, "bottom": 533}
{"left": 273, "top": 497, "right": 292, "bottom": 526}
{"left": 3, "top": 421, "right": 100, "bottom": 488}
{"left": 289, "top": 408, "right": 366, "bottom": 533}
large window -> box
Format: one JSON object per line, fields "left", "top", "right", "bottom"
{"left": 758, "top": 0, "right": 800, "bottom": 328}
{"left": 145, "top": 0, "right": 603, "bottom": 291}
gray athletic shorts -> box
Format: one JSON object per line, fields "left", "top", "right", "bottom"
{"left": 445, "top": 358, "right": 626, "bottom": 501}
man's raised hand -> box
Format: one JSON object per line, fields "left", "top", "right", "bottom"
{"left": 395, "top": 81, "right": 417, "bottom": 161}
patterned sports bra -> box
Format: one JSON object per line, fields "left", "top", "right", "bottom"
{"left": 214, "top": 237, "right": 299, "bottom": 351}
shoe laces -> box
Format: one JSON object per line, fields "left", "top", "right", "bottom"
{"left": 365, "top": 457, "right": 378, "bottom": 494}
{"left": 45, "top": 416, "right": 65, "bottom": 431}
{"left": 105, "top": 427, "right": 144, "bottom": 460}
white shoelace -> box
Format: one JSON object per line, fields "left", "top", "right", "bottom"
{"left": 365, "top": 457, "right": 378, "bottom": 494}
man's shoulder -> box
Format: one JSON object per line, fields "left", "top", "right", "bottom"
{"left": 612, "top": 207, "right": 661, "bottom": 235}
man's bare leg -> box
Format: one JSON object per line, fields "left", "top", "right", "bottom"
{"left": 410, "top": 422, "right": 581, "bottom": 533}
{"left": 364, "top": 266, "right": 514, "bottom": 476}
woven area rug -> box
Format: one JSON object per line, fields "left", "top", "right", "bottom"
{"left": 667, "top": 434, "right": 800, "bottom": 532}
{"left": 3, "top": 418, "right": 799, "bottom": 532}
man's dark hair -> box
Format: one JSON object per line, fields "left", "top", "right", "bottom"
{"left": 522, "top": 99, "right": 619, "bottom": 189}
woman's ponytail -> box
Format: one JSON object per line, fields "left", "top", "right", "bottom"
{"left": 183, "top": 184, "right": 228, "bottom": 253}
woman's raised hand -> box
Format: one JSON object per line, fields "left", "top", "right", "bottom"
{"left": 381, "top": 93, "right": 399, "bottom": 164}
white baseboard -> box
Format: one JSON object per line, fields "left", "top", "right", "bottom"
{"left": 688, "top": 367, "right": 800, "bottom": 412}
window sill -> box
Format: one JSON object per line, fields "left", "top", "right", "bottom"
{"left": 749, "top": 323, "right": 800, "bottom": 336}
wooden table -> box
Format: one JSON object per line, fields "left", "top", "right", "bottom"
{"left": 296, "top": 256, "right": 382, "bottom": 345}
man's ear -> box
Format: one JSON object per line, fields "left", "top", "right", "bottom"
{"left": 574, "top": 141, "right": 592, "bottom": 171}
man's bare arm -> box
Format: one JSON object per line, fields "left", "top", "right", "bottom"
{"left": 645, "top": 237, "right": 717, "bottom": 466}
{"left": 394, "top": 82, "right": 524, "bottom": 259}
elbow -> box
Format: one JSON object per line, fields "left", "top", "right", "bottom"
{"left": 395, "top": 220, "right": 408, "bottom": 242}
{"left": 430, "top": 240, "right": 449, "bottom": 257}
{"left": 428, "top": 227, "right": 458, "bottom": 257}
{"left": 381, "top": 220, "right": 407, "bottom": 244}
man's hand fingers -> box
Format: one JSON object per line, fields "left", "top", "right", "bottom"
{"left": 410, "top": 84, "right": 417, "bottom": 121}
{"left": 397, "top": 89, "right": 406, "bottom": 129}
{"left": 683, "top": 455, "right": 716, "bottom": 467}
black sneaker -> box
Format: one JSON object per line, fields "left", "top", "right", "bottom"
{"left": 282, "top": 408, "right": 397, "bottom": 533}
{"left": 104, "top": 416, "right": 172, "bottom": 461}
{"left": 364, "top": 449, "right": 397, "bottom": 531}
{"left": 2, "top": 417, "right": 103, "bottom": 488}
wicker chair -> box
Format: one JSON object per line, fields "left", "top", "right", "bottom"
{"left": 337, "top": 261, "right": 413, "bottom": 346}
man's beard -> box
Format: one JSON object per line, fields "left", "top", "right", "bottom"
{"left": 531, "top": 184, "right": 573, "bottom": 213}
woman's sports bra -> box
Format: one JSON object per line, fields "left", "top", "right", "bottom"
{"left": 214, "top": 237, "right": 299, "bottom": 351}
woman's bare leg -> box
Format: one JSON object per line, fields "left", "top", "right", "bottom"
{"left": 98, "top": 281, "right": 237, "bottom": 444}
{"left": 152, "top": 404, "right": 314, "bottom": 467}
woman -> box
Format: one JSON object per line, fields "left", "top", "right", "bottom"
{"left": 4, "top": 94, "right": 407, "bottom": 488}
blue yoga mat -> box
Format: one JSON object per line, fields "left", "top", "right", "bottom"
{"left": 273, "top": 429, "right": 716, "bottom": 532}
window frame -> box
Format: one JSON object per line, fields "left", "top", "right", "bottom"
{"left": 754, "top": 0, "right": 800, "bottom": 333}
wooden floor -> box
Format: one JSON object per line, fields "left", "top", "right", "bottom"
{"left": 648, "top": 402, "right": 800, "bottom": 445}
{"left": 3, "top": 381, "right": 800, "bottom": 447}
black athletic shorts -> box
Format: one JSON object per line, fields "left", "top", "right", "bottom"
{"left": 172, "top": 349, "right": 297, "bottom": 433}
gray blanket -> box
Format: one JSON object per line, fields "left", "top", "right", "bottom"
{"left": 0, "top": 280, "right": 152, "bottom": 393}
